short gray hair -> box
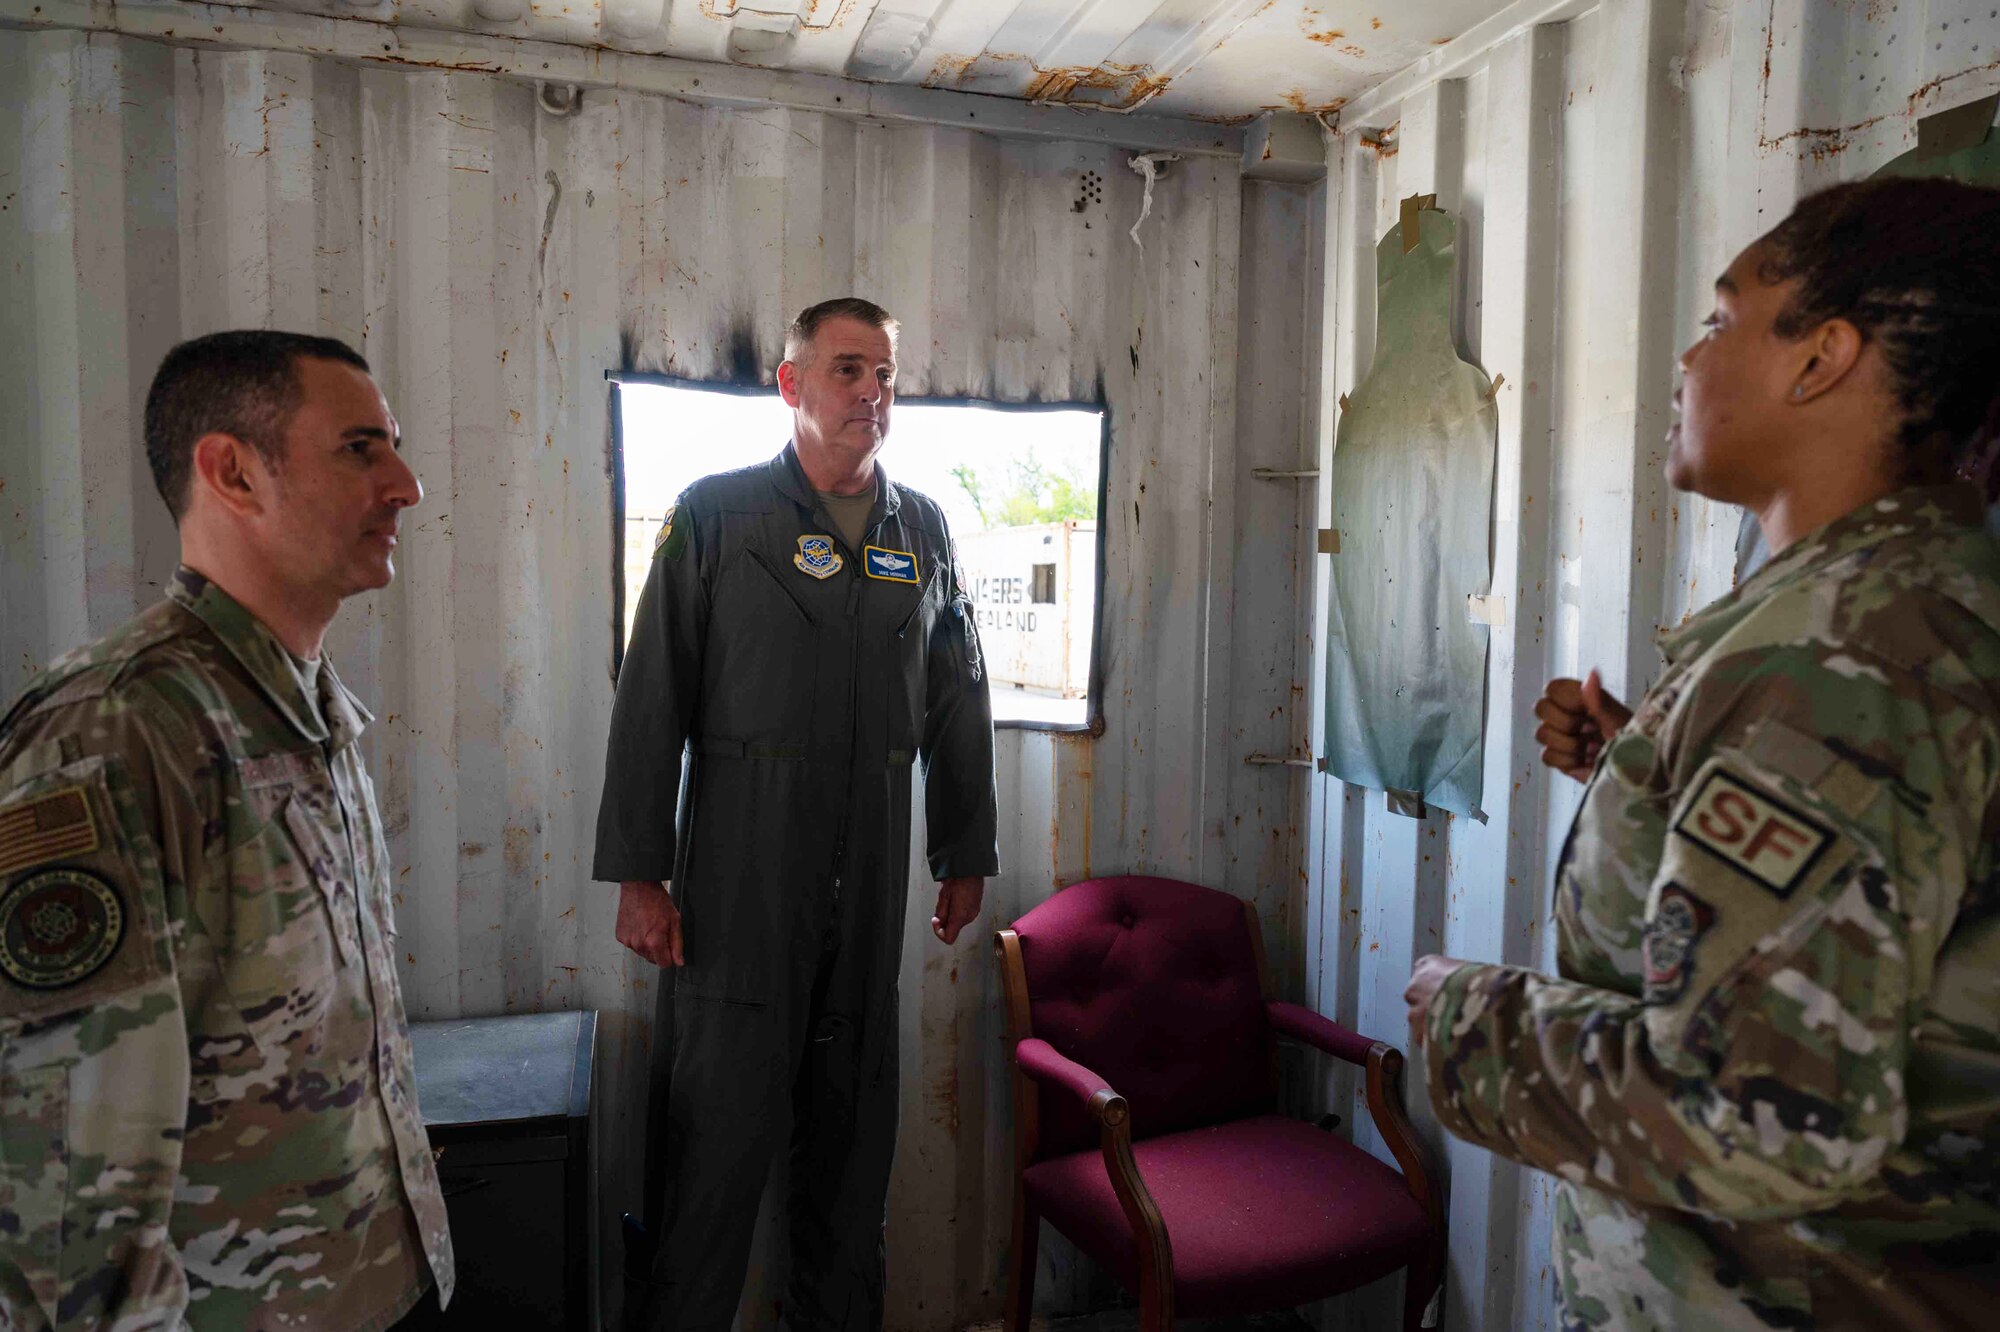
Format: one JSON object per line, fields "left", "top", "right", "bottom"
{"left": 784, "top": 297, "right": 899, "bottom": 365}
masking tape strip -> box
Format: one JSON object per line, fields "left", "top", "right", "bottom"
{"left": 1467, "top": 593, "right": 1505, "bottom": 626}
{"left": 1318, "top": 528, "right": 1341, "bottom": 555}
{"left": 1385, "top": 788, "right": 1428, "bottom": 819}
{"left": 1399, "top": 191, "right": 1438, "bottom": 253}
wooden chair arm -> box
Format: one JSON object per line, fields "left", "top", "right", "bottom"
{"left": 1364, "top": 1045, "right": 1445, "bottom": 1241}
{"left": 1009, "top": 1038, "right": 1175, "bottom": 1322}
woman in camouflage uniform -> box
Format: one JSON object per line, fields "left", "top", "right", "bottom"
{"left": 1407, "top": 178, "right": 2000, "bottom": 1329}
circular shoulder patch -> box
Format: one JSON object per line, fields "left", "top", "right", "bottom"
{"left": 0, "top": 868, "right": 126, "bottom": 990}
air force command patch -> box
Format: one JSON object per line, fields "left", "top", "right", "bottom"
{"left": 1674, "top": 767, "right": 1834, "bottom": 897}
{"left": 795, "top": 535, "right": 843, "bottom": 580}
{"left": 0, "top": 866, "right": 126, "bottom": 990}
{"left": 863, "top": 545, "right": 920, "bottom": 583}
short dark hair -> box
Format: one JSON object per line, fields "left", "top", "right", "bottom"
{"left": 783, "top": 297, "right": 899, "bottom": 366}
{"left": 143, "top": 330, "right": 371, "bottom": 521}
{"left": 1757, "top": 178, "right": 2000, "bottom": 485}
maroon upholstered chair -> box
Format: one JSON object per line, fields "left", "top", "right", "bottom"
{"left": 994, "top": 876, "right": 1443, "bottom": 1332}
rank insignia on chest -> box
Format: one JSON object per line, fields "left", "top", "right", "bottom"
{"left": 863, "top": 545, "right": 920, "bottom": 583}
{"left": 0, "top": 866, "right": 125, "bottom": 990}
{"left": 795, "top": 535, "right": 844, "bottom": 579}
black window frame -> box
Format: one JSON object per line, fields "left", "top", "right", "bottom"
{"left": 606, "top": 369, "right": 1111, "bottom": 736}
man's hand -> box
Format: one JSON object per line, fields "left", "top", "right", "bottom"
{"left": 1534, "top": 668, "right": 1634, "bottom": 782}
{"left": 931, "top": 876, "right": 984, "bottom": 945}
{"left": 1404, "top": 954, "right": 1472, "bottom": 1050}
{"left": 617, "top": 879, "right": 684, "bottom": 967}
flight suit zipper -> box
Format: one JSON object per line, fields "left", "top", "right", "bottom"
{"left": 820, "top": 498, "right": 908, "bottom": 924}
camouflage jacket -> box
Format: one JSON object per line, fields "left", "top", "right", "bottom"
{"left": 1423, "top": 486, "right": 2000, "bottom": 1331}
{"left": 0, "top": 569, "right": 454, "bottom": 1331}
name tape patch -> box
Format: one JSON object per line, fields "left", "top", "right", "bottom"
{"left": 0, "top": 787, "right": 99, "bottom": 879}
{"left": 863, "top": 545, "right": 920, "bottom": 584}
{"left": 1673, "top": 768, "right": 1832, "bottom": 897}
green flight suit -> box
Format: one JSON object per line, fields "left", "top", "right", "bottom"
{"left": 594, "top": 445, "right": 998, "bottom": 1331}
{"left": 1423, "top": 485, "right": 2000, "bottom": 1330}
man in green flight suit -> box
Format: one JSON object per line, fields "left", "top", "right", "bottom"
{"left": 0, "top": 331, "right": 454, "bottom": 1329}
{"left": 597, "top": 297, "right": 999, "bottom": 1331}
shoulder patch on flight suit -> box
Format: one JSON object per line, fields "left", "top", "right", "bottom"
{"left": 1673, "top": 766, "right": 1835, "bottom": 897}
{"left": 795, "top": 535, "right": 843, "bottom": 580}
{"left": 863, "top": 545, "right": 919, "bottom": 583}
{"left": 656, "top": 506, "right": 689, "bottom": 562}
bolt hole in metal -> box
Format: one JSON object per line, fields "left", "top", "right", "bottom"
{"left": 537, "top": 82, "right": 583, "bottom": 116}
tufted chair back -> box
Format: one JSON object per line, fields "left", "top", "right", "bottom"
{"left": 1009, "top": 876, "right": 1275, "bottom": 1159}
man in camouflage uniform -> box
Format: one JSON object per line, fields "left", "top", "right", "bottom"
{"left": 1408, "top": 185, "right": 2000, "bottom": 1330}
{"left": 0, "top": 332, "right": 453, "bottom": 1329}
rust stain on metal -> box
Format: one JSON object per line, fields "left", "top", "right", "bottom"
{"left": 925, "top": 48, "right": 1174, "bottom": 112}
{"left": 1760, "top": 116, "right": 1886, "bottom": 162}
{"left": 1277, "top": 91, "right": 1349, "bottom": 118}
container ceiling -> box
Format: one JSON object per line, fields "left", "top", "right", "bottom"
{"left": 175, "top": 0, "right": 1514, "bottom": 122}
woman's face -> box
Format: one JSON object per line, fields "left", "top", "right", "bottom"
{"left": 1666, "top": 242, "right": 1810, "bottom": 504}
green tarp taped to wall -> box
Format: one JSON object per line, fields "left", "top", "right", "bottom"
{"left": 1322, "top": 201, "right": 1497, "bottom": 819}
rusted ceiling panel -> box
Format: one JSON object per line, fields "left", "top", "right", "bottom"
{"left": 0, "top": 0, "right": 1526, "bottom": 120}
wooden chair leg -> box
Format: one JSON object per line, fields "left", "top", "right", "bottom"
{"left": 1401, "top": 1247, "right": 1442, "bottom": 1332}
{"left": 1136, "top": 1246, "right": 1174, "bottom": 1332}
{"left": 1003, "top": 1183, "right": 1039, "bottom": 1332}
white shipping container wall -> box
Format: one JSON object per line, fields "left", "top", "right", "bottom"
{"left": 0, "top": 19, "right": 1315, "bottom": 1328}
{"left": 1301, "top": 2, "right": 2000, "bottom": 1330}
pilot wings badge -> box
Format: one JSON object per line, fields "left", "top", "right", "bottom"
{"left": 795, "top": 535, "right": 844, "bottom": 580}
{"left": 863, "top": 545, "right": 920, "bottom": 584}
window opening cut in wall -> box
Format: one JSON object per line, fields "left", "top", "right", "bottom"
{"left": 614, "top": 378, "right": 1106, "bottom": 729}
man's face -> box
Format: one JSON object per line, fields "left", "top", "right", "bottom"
{"left": 257, "top": 357, "right": 421, "bottom": 599}
{"left": 779, "top": 316, "right": 896, "bottom": 476}
{"left": 1666, "top": 242, "right": 1807, "bottom": 504}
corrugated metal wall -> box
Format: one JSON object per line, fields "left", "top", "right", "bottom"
{"left": 10, "top": 0, "right": 1997, "bottom": 1327}
{"left": 1302, "top": 2, "right": 2000, "bottom": 1329}
{"left": 0, "top": 26, "right": 1313, "bottom": 1329}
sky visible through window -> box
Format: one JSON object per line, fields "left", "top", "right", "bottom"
{"left": 619, "top": 383, "right": 1103, "bottom": 725}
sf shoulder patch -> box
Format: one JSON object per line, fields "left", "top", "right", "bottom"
{"left": 795, "top": 535, "right": 843, "bottom": 580}
{"left": 863, "top": 545, "right": 919, "bottom": 583}
{"left": 1674, "top": 767, "right": 1833, "bottom": 897}
{"left": 0, "top": 867, "right": 125, "bottom": 990}
{"left": 1642, "top": 883, "right": 1714, "bottom": 1004}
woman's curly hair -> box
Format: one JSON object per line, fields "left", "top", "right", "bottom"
{"left": 1757, "top": 176, "right": 2000, "bottom": 488}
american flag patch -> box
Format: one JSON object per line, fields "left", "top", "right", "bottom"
{"left": 0, "top": 788, "right": 100, "bottom": 878}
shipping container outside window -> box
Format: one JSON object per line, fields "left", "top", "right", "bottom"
{"left": 609, "top": 376, "right": 1107, "bottom": 731}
